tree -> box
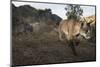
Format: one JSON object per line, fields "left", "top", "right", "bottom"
{"left": 45, "top": 9, "right": 52, "bottom": 14}
{"left": 65, "top": 4, "right": 83, "bottom": 21}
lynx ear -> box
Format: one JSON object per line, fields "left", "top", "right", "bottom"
{"left": 87, "top": 22, "right": 91, "bottom": 27}
{"left": 87, "top": 20, "right": 93, "bottom": 26}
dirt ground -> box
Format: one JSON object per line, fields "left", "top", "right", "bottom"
{"left": 12, "top": 31, "right": 96, "bottom": 66}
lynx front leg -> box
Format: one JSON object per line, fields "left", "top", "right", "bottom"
{"left": 58, "top": 30, "right": 64, "bottom": 41}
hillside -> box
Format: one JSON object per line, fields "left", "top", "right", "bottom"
{"left": 12, "top": 4, "right": 62, "bottom": 34}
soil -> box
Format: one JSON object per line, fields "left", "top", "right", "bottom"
{"left": 12, "top": 31, "right": 96, "bottom": 66}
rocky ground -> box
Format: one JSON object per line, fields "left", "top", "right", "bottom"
{"left": 12, "top": 31, "right": 96, "bottom": 66}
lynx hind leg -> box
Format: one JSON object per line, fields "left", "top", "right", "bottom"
{"left": 73, "top": 39, "right": 80, "bottom": 46}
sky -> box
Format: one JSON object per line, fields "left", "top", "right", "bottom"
{"left": 12, "top": 1, "right": 95, "bottom": 19}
